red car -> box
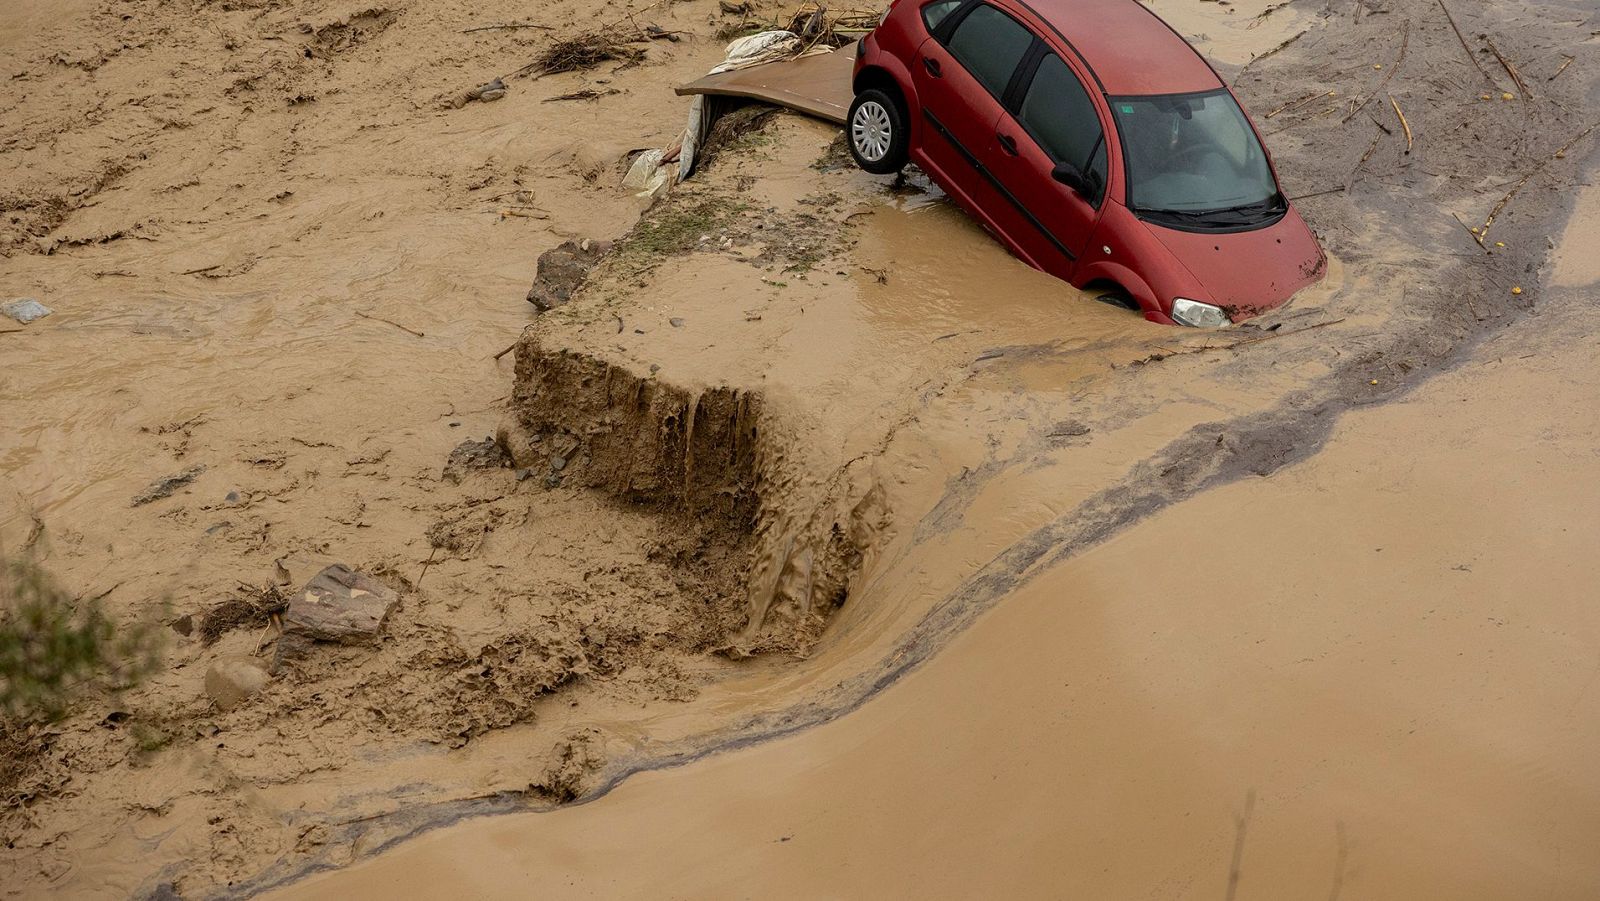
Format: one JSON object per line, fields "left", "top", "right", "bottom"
{"left": 848, "top": 0, "right": 1326, "bottom": 326}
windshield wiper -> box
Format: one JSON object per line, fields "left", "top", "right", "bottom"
{"left": 1138, "top": 195, "right": 1285, "bottom": 228}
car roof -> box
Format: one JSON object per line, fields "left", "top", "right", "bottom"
{"left": 1014, "top": 0, "right": 1224, "bottom": 96}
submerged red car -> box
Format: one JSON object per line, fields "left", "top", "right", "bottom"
{"left": 848, "top": 0, "right": 1326, "bottom": 325}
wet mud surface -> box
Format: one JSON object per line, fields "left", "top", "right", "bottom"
{"left": 2, "top": 0, "right": 1599, "bottom": 897}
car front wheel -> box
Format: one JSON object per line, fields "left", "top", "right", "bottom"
{"left": 847, "top": 88, "right": 909, "bottom": 175}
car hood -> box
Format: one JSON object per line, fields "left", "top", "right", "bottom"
{"left": 1141, "top": 206, "right": 1326, "bottom": 320}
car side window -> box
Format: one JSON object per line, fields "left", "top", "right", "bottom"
{"left": 1016, "top": 53, "right": 1107, "bottom": 205}
{"left": 944, "top": 5, "right": 1034, "bottom": 100}
{"left": 921, "top": 0, "right": 963, "bottom": 32}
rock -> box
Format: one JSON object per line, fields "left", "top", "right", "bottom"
{"left": 204, "top": 655, "right": 271, "bottom": 712}
{"left": 526, "top": 239, "right": 609, "bottom": 312}
{"left": 131, "top": 465, "right": 206, "bottom": 507}
{"left": 442, "top": 436, "right": 510, "bottom": 483}
{"left": 495, "top": 419, "right": 537, "bottom": 469}
{"left": 282, "top": 564, "right": 399, "bottom": 644}
{"left": 550, "top": 455, "right": 566, "bottom": 471}
{"left": 2, "top": 298, "right": 52, "bottom": 323}
{"left": 169, "top": 613, "right": 194, "bottom": 637}
{"left": 474, "top": 77, "right": 507, "bottom": 102}
{"left": 669, "top": 317, "right": 685, "bottom": 327}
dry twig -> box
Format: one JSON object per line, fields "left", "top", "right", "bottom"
{"left": 1478, "top": 120, "right": 1600, "bottom": 239}
{"left": 1342, "top": 22, "right": 1408, "bottom": 124}
{"left": 1389, "top": 95, "right": 1413, "bottom": 153}
{"left": 463, "top": 23, "right": 554, "bottom": 33}
{"left": 1268, "top": 90, "right": 1334, "bottom": 119}
{"left": 1484, "top": 37, "right": 1530, "bottom": 99}
{"left": 543, "top": 88, "right": 621, "bottom": 102}
{"left": 355, "top": 310, "right": 425, "bottom": 338}
{"left": 1451, "top": 211, "right": 1490, "bottom": 253}
{"left": 1436, "top": 0, "right": 1494, "bottom": 85}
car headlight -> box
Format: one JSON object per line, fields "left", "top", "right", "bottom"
{"left": 1170, "top": 297, "right": 1230, "bottom": 328}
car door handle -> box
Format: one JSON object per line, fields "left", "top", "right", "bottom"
{"left": 996, "top": 132, "right": 1018, "bottom": 155}
{"left": 922, "top": 57, "right": 942, "bottom": 77}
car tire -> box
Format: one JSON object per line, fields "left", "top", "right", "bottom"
{"left": 847, "top": 88, "right": 909, "bottom": 175}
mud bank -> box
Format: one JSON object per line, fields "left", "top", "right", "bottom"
{"left": 503, "top": 339, "right": 883, "bottom": 655}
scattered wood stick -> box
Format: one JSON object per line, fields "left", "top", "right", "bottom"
{"left": 1228, "top": 317, "right": 1347, "bottom": 349}
{"left": 494, "top": 342, "right": 518, "bottom": 361}
{"left": 417, "top": 547, "right": 438, "bottom": 586}
{"left": 1436, "top": 0, "right": 1494, "bottom": 85}
{"left": 355, "top": 310, "right": 425, "bottom": 338}
{"left": 1244, "top": 29, "right": 1306, "bottom": 71}
{"left": 1549, "top": 56, "right": 1574, "bottom": 82}
{"left": 1343, "top": 23, "right": 1408, "bottom": 124}
{"left": 0, "top": 328, "right": 25, "bottom": 336}
{"left": 1451, "top": 211, "right": 1491, "bottom": 253}
{"left": 1478, "top": 120, "right": 1600, "bottom": 237}
{"left": 1484, "top": 37, "right": 1530, "bottom": 99}
{"left": 464, "top": 23, "right": 554, "bottom": 33}
{"left": 1389, "top": 95, "right": 1413, "bottom": 153}
{"left": 1288, "top": 186, "right": 1346, "bottom": 201}
{"left": 181, "top": 264, "right": 221, "bottom": 275}
{"left": 1347, "top": 132, "right": 1382, "bottom": 190}
{"left": 543, "top": 88, "right": 621, "bottom": 102}
{"left": 1267, "top": 90, "right": 1334, "bottom": 119}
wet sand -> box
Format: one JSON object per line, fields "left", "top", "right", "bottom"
{"left": 276, "top": 282, "right": 1600, "bottom": 901}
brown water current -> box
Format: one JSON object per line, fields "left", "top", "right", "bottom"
{"left": 274, "top": 294, "right": 1600, "bottom": 900}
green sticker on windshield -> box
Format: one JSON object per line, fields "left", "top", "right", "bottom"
{"left": 1119, "top": 104, "right": 1135, "bottom": 113}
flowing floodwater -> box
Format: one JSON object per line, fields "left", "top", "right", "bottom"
{"left": 273, "top": 235, "right": 1600, "bottom": 901}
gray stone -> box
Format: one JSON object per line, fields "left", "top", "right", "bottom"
{"left": 442, "top": 436, "right": 509, "bottom": 483}
{"left": 131, "top": 465, "right": 206, "bottom": 507}
{"left": 282, "top": 564, "right": 398, "bottom": 644}
{"left": 2, "top": 298, "right": 52, "bottom": 323}
{"left": 526, "top": 239, "right": 609, "bottom": 312}
{"left": 204, "top": 655, "right": 271, "bottom": 712}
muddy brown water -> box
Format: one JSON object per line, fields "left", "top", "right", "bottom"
{"left": 274, "top": 292, "right": 1600, "bottom": 901}
{"left": 2, "top": 0, "right": 1598, "bottom": 897}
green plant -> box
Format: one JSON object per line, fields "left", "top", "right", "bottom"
{"left": 0, "top": 557, "right": 163, "bottom": 722}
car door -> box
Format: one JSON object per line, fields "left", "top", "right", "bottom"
{"left": 910, "top": 2, "right": 1037, "bottom": 253}
{"left": 987, "top": 49, "right": 1111, "bottom": 277}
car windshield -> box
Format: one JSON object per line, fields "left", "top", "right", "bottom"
{"left": 1111, "top": 90, "right": 1281, "bottom": 225}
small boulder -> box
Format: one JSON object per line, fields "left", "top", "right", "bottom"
{"left": 2, "top": 298, "right": 52, "bottom": 324}
{"left": 205, "top": 655, "right": 271, "bottom": 712}
{"left": 442, "top": 436, "right": 510, "bottom": 483}
{"left": 282, "top": 564, "right": 399, "bottom": 644}
{"left": 526, "top": 239, "right": 609, "bottom": 312}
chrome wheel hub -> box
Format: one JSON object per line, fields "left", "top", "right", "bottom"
{"left": 852, "top": 100, "right": 893, "bottom": 162}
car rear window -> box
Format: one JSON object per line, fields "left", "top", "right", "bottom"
{"left": 921, "top": 0, "right": 962, "bottom": 31}
{"left": 1017, "top": 53, "right": 1107, "bottom": 204}
{"left": 945, "top": 4, "right": 1034, "bottom": 99}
